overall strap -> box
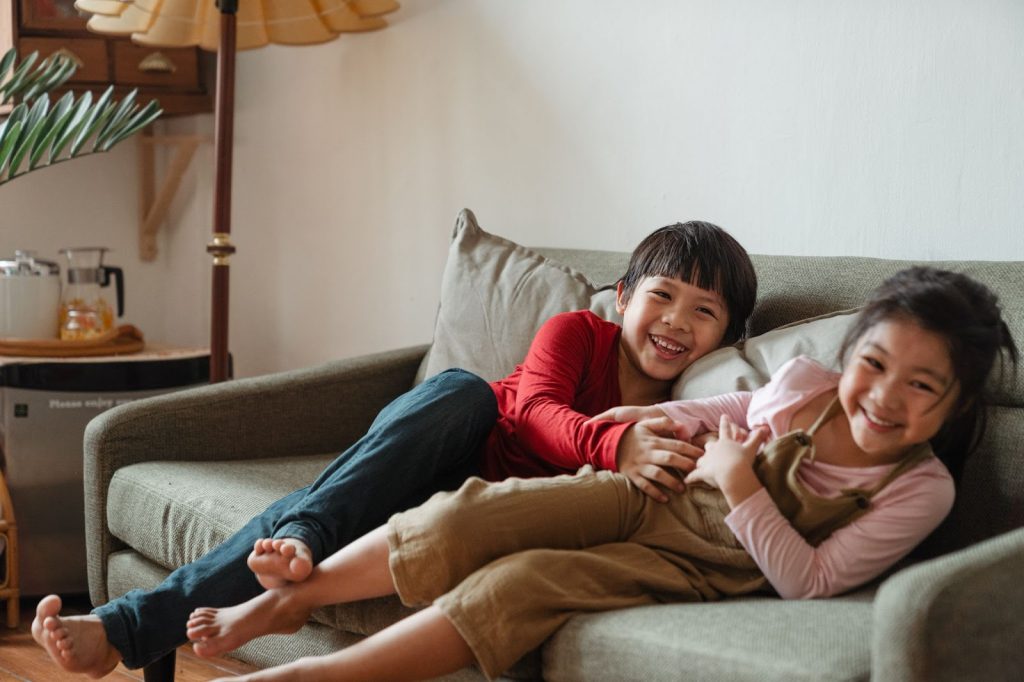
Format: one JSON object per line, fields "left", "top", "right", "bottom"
{"left": 806, "top": 394, "right": 843, "bottom": 436}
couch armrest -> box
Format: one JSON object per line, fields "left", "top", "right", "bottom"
{"left": 872, "top": 526, "right": 1024, "bottom": 681}
{"left": 84, "top": 344, "right": 428, "bottom": 606}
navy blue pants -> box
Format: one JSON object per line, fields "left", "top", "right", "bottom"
{"left": 94, "top": 369, "right": 498, "bottom": 669}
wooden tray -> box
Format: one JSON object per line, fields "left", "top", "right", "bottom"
{"left": 0, "top": 325, "right": 145, "bottom": 358}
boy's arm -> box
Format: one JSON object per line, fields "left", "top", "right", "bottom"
{"left": 513, "top": 313, "right": 632, "bottom": 471}
{"left": 514, "top": 313, "right": 700, "bottom": 492}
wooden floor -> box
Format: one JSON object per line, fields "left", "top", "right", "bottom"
{"left": 0, "top": 596, "right": 258, "bottom": 681}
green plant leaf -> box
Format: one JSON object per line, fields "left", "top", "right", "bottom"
{"left": 50, "top": 90, "right": 92, "bottom": 161}
{"left": 70, "top": 86, "right": 114, "bottom": 157}
{"left": 7, "top": 99, "right": 51, "bottom": 178}
{"left": 30, "top": 96, "right": 76, "bottom": 170}
{"left": 0, "top": 48, "right": 17, "bottom": 84}
{"left": 102, "top": 100, "right": 162, "bottom": 149}
{"left": 94, "top": 89, "right": 138, "bottom": 150}
{"left": 1, "top": 51, "right": 39, "bottom": 102}
{"left": 0, "top": 47, "right": 158, "bottom": 185}
{"left": 22, "top": 92, "right": 51, "bottom": 131}
{"left": 22, "top": 55, "right": 75, "bottom": 101}
{"left": 0, "top": 120, "right": 25, "bottom": 180}
{"left": 0, "top": 101, "right": 27, "bottom": 144}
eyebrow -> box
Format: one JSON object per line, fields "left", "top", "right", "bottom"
{"left": 649, "top": 277, "right": 725, "bottom": 305}
{"left": 863, "top": 341, "right": 952, "bottom": 386}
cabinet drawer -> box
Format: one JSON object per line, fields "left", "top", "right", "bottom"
{"left": 113, "top": 43, "right": 200, "bottom": 89}
{"left": 18, "top": 37, "right": 110, "bottom": 84}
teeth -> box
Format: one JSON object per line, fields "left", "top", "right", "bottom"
{"left": 863, "top": 408, "right": 897, "bottom": 428}
{"left": 651, "top": 335, "right": 685, "bottom": 353}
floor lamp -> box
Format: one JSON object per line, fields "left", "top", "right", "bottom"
{"left": 76, "top": 0, "right": 400, "bottom": 382}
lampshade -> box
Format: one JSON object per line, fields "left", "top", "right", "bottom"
{"left": 74, "top": 0, "right": 400, "bottom": 50}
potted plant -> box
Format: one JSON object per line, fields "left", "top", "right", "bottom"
{"left": 0, "top": 47, "right": 161, "bottom": 185}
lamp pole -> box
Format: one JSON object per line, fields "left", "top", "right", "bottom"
{"left": 207, "top": 0, "right": 237, "bottom": 382}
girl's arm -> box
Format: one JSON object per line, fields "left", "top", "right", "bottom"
{"left": 725, "top": 459, "right": 955, "bottom": 599}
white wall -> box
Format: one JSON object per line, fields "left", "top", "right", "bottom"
{"left": 3, "top": 0, "right": 1023, "bottom": 377}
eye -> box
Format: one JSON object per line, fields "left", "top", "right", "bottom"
{"left": 696, "top": 306, "right": 719, "bottom": 319}
{"left": 910, "top": 380, "right": 939, "bottom": 394}
{"left": 860, "top": 355, "right": 884, "bottom": 371}
{"left": 650, "top": 290, "right": 671, "bottom": 300}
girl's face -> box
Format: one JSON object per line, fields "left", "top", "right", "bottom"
{"left": 838, "top": 317, "right": 960, "bottom": 465}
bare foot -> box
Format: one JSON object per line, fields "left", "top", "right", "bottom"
{"left": 247, "top": 538, "right": 314, "bottom": 589}
{"left": 186, "top": 589, "right": 311, "bottom": 659}
{"left": 31, "top": 595, "right": 122, "bottom": 677}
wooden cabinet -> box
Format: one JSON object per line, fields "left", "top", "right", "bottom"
{"left": 2, "top": 0, "right": 212, "bottom": 116}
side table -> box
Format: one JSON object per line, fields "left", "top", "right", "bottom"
{"left": 0, "top": 347, "right": 210, "bottom": 596}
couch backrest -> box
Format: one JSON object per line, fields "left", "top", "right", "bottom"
{"left": 535, "top": 247, "right": 1023, "bottom": 553}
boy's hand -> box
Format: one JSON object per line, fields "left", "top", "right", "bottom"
{"left": 587, "top": 404, "right": 664, "bottom": 424}
{"left": 616, "top": 416, "right": 703, "bottom": 503}
{"left": 685, "top": 415, "right": 768, "bottom": 507}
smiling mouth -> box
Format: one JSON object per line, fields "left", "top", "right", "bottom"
{"left": 861, "top": 407, "right": 899, "bottom": 430}
{"left": 650, "top": 334, "right": 687, "bottom": 358}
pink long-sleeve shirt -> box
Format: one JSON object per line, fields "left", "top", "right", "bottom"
{"left": 658, "top": 356, "right": 955, "bottom": 599}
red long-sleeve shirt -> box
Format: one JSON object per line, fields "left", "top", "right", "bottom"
{"left": 479, "top": 310, "right": 632, "bottom": 480}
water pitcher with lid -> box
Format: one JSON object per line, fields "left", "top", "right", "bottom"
{"left": 58, "top": 247, "right": 125, "bottom": 341}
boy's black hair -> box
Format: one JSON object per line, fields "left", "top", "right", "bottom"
{"left": 619, "top": 221, "right": 757, "bottom": 344}
{"left": 838, "top": 266, "right": 1019, "bottom": 481}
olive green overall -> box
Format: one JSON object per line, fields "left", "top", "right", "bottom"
{"left": 387, "top": 397, "right": 933, "bottom": 679}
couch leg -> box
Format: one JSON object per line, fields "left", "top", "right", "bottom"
{"left": 143, "top": 651, "right": 175, "bottom": 682}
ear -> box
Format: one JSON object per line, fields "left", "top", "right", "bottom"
{"left": 615, "top": 281, "right": 628, "bottom": 315}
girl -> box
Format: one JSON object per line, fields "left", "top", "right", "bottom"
{"left": 189, "top": 266, "right": 1015, "bottom": 681}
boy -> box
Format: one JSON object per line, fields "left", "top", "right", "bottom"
{"left": 33, "top": 220, "right": 757, "bottom": 677}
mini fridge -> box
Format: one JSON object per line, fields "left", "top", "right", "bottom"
{"left": 0, "top": 349, "right": 210, "bottom": 595}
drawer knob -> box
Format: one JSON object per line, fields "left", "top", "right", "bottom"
{"left": 53, "top": 48, "right": 85, "bottom": 69}
{"left": 138, "top": 52, "right": 177, "bottom": 74}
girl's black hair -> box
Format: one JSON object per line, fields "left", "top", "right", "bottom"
{"left": 618, "top": 221, "right": 757, "bottom": 344}
{"left": 838, "top": 267, "right": 1018, "bottom": 481}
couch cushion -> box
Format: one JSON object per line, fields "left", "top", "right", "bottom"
{"left": 107, "top": 455, "right": 336, "bottom": 570}
{"left": 544, "top": 592, "right": 875, "bottom": 681}
{"left": 671, "top": 308, "right": 859, "bottom": 400}
{"left": 420, "top": 208, "right": 621, "bottom": 382}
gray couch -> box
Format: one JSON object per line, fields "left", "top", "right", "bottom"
{"left": 85, "top": 220, "right": 1023, "bottom": 681}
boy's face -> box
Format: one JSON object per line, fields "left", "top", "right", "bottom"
{"left": 616, "top": 276, "right": 730, "bottom": 383}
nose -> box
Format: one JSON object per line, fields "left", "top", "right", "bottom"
{"left": 869, "top": 377, "right": 902, "bottom": 410}
{"left": 662, "top": 306, "right": 692, "bottom": 332}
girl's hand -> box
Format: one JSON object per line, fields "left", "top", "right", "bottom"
{"left": 684, "top": 415, "right": 768, "bottom": 507}
{"left": 587, "top": 404, "right": 664, "bottom": 424}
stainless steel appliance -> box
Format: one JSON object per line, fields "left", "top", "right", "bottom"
{"left": 0, "top": 349, "right": 209, "bottom": 595}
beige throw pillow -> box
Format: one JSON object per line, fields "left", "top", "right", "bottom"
{"left": 672, "top": 308, "right": 861, "bottom": 400}
{"left": 420, "top": 209, "right": 621, "bottom": 382}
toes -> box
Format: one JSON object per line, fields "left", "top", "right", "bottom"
{"left": 187, "top": 623, "right": 218, "bottom": 640}
{"left": 37, "top": 594, "right": 63, "bottom": 619}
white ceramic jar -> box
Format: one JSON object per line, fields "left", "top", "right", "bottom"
{"left": 0, "top": 250, "right": 61, "bottom": 340}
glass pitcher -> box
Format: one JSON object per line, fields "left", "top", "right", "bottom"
{"left": 58, "top": 247, "right": 124, "bottom": 341}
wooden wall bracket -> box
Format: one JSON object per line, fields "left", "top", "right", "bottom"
{"left": 137, "top": 129, "right": 207, "bottom": 261}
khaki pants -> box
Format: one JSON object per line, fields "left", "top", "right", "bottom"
{"left": 387, "top": 470, "right": 765, "bottom": 679}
